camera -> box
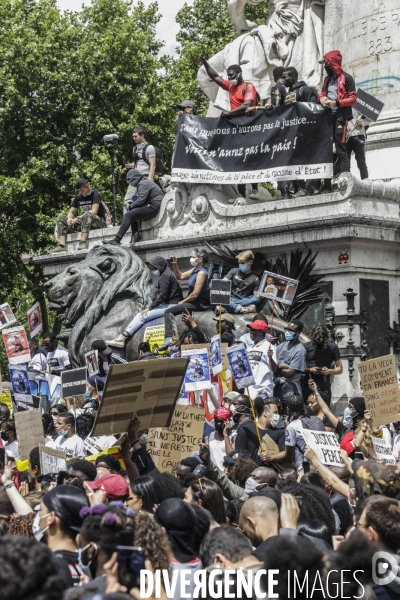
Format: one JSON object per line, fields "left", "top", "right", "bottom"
{"left": 103, "top": 134, "right": 119, "bottom": 143}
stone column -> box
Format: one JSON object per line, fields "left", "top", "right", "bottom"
{"left": 324, "top": 0, "right": 400, "bottom": 179}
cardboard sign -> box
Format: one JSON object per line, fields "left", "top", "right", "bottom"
{"left": 355, "top": 89, "right": 384, "bottom": 122}
{"left": 226, "top": 344, "right": 255, "bottom": 389}
{"left": 0, "top": 390, "right": 13, "bottom": 417}
{"left": 358, "top": 355, "right": 400, "bottom": 427}
{"left": 2, "top": 326, "right": 30, "bottom": 365}
{"left": 91, "top": 358, "right": 189, "bottom": 436}
{"left": 0, "top": 303, "right": 17, "bottom": 331}
{"left": 210, "top": 335, "right": 223, "bottom": 376}
{"left": 261, "top": 433, "right": 280, "bottom": 456}
{"left": 85, "top": 350, "right": 99, "bottom": 377}
{"left": 61, "top": 367, "right": 87, "bottom": 398}
{"left": 9, "top": 364, "right": 33, "bottom": 404}
{"left": 27, "top": 302, "right": 42, "bottom": 338}
{"left": 210, "top": 280, "right": 232, "bottom": 306}
{"left": 14, "top": 410, "right": 44, "bottom": 460}
{"left": 181, "top": 348, "right": 211, "bottom": 392}
{"left": 182, "top": 343, "right": 229, "bottom": 371}
{"left": 302, "top": 429, "right": 344, "bottom": 466}
{"left": 147, "top": 405, "right": 204, "bottom": 472}
{"left": 372, "top": 437, "right": 395, "bottom": 464}
{"left": 258, "top": 271, "right": 299, "bottom": 305}
{"left": 39, "top": 444, "right": 67, "bottom": 475}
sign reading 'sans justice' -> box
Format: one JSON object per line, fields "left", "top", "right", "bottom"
{"left": 358, "top": 354, "right": 400, "bottom": 427}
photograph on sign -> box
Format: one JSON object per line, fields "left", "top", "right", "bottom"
{"left": 9, "top": 364, "right": 33, "bottom": 405}
{"left": 61, "top": 367, "right": 87, "bottom": 398}
{"left": 258, "top": 271, "right": 299, "bottom": 305}
{"left": 27, "top": 302, "right": 42, "bottom": 338}
{"left": 181, "top": 348, "right": 212, "bottom": 392}
{"left": 15, "top": 409, "right": 44, "bottom": 460}
{"left": 91, "top": 358, "right": 189, "bottom": 437}
{"left": 355, "top": 88, "right": 384, "bottom": 123}
{"left": 2, "top": 326, "right": 30, "bottom": 365}
{"left": 372, "top": 437, "right": 395, "bottom": 464}
{"left": 210, "top": 280, "right": 232, "bottom": 306}
{"left": 302, "top": 430, "right": 344, "bottom": 466}
{"left": 210, "top": 335, "right": 223, "bottom": 376}
{"left": 182, "top": 342, "right": 229, "bottom": 371}
{"left": 39, "top": 444, "right": 67, "bottom": 475}
{"left": 358, "top": 354, "right": 400, "bottom": 427}
{"left": 226, "top": 344, "right": 255, "bottom": 389}
{"left": 85, "top": 349, "right": 99, "bottom": 377}
{"left": 0, "top": 303, "right": 17, "bottom": 331}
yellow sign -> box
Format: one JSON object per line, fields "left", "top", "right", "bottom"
{"left": 0, "top": 390, "right": 13, "bottom": 417}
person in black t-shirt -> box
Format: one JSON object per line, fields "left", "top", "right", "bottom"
{"left": 51, "top": 178, "right": 107, "bottom": 253}
{"left": 303, "top": 325, "right": 342, "bottom": 404}
{"left": 221, "top": 250, "right": 260, "bottom": 315}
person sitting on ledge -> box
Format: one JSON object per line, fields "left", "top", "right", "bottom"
{"left": 106, "top": 256, "right": 183, "bottom": 348}
{"left": 50, "top": 178, "right": 106, "bottom": 253}
{"left": 176, "top": 99, "right": 197, "bottom": 116}
{"left": 220, "top": 250, "right": 260, "bottom": 315}
{"left": 159, "top": 248, "right": 212, "bottom": 351}
{"left": 103, "top": 169, "right": 163, "bottom": 245}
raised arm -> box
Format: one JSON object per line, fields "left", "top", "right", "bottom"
{"left": 199, "top": 54, "right": 224, "bottom": 88}
{"left": 170, "top": 256, "right": 193, "bottom": 280}
{"left": 308, "top": 379, "right": 338, "bottom": 428}
{"left": 304, "top": 446, "right": 349, "bottom": 498}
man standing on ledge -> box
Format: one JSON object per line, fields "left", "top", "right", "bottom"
{"left": 199, "top": 53, "right": 260, "bottom": 201}
{"left": 50, "top": 178, "right": 106, "bottom": 253}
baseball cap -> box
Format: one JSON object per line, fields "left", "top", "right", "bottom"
{"left": 223, "top": 391, "right": 240, "bottom": 401}
{"left": 176, "top": 100, "right": 197, "bottom": 111}
{"left": 86, "top": 474, "right": 129, "bottom": 501}
{"left": 91, "top": 340, "right": 112, "bottom": 356}
{"left": 75, "top": 178, "right": 89, "bottom": 189}
{"left": 246, "top": 320, "right": 269, "bottom": 333}
{"left": 213, "top": 314, "right": 236, "bottom": 329}
{"left": 318, "top": 60, "right": 325, "bottom": 64}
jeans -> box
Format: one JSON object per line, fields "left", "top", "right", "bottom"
{"left": 56, "top": 213, "right": 106, "bottom": 237}
{"left": 115, "top": 202, "right": 161, "bottom": 240}
{"left": 164, "top": 302, "right": 209, "bottom": 338}
{"left": 347, "top": 135, "right": 368, "bottom": 179}
{"left": 125, "top": 304, "right": 176, "bottom": 336}
{"left": 226, "top": 295, "right": 259, "bottom": 313}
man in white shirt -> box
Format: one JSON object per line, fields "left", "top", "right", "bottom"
{"left": 125, "top": 126, "right": 156, "bottom": 180}
{"left": 246, "top": 320, "right": 277, "bottom": 399}
{"left": 46, "top": 413, "right": 85, "bottom": 459}
{"left": 28, "top": 338, "right": 48, "bottom": 373}
{"left": 42, "top": 332, "right": 71, "bottom": 375}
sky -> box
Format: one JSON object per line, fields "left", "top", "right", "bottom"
{"left": 56, "top": 0, "right": 195, "bottom": 56}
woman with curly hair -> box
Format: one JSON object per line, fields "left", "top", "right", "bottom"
{"left": 184, "top": 477, "right": 226, "bottom": 524}
{"left": 134, "top": 510, "right": 172, "bottom": 571}
{"left": 303, "top": 324, "right": 342, "bottom": 404}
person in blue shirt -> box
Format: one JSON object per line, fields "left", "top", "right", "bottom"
{"left": 160, "top": 248, "right": 211, "bottom": 350}
{"left": 270, "top": 319, "right": 306, "bottom": 401}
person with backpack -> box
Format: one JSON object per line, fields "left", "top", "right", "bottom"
{"left": 50, "top": 178, "right": 107, "bottom": 253}
{"left": 198, "top": 53, "right": 260, "bottom": 201}
{"left": 125, "top": 126, "right": 163, "bottom": 181}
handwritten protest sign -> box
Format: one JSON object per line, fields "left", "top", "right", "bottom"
{"left": 261, "top": 434, "right": 280, "bottom": 456}
{"left": 181, "top": 348, "right": 211, "bottom": 392}
{"left": 302, "top": 430, "right": 344, "bottom": 466}
{"left": 39, "top": 444, "right": 67, "bottom": 475}
{"left": 15, "top": 410, "right": 44, "bottom": 460}
{"left": 358, "top": 355, "right": 400, "bottom": 427}
{"left": 372, "top": 437, "right": 396, "bottom": 464}
{"left": 147, "top": 405, "right": 204, "bottom": 473}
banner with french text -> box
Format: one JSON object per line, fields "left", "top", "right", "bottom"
{"left": 172, "top": 103, "right": 333, "bottom": 183}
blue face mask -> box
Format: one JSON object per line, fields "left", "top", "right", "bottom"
{"left": 343, "top": 407, "right": 353, "bottom": 428}
{"left": 57, "top": 428, "right": 67, "bottom": 437}
{"left": 239, "top": 264, "right": 248, "bottom": 273}
{"left": 285, "top": 330, "right": 295, "bottom": 341}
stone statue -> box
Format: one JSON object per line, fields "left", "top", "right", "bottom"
{"left": 198, "top": 0, "right": 325, "bottom": 114}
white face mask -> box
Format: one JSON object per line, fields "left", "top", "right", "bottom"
{"left": 245, "top": 477, "right": 260, "bottom": 494}
{"left": 190, "top": 257, "right": 198, "bottom": 267}
{"left": 268, "top": 413, "right": 280, "bottom": 428}
{"left": 152, "top": 269, "right": 160, "bottom": 277}
{"left": 229, "top": 404, "right": 237, "bottom": 414}
{"left": 32, "top": 511, "right": 51, "bottom": 542}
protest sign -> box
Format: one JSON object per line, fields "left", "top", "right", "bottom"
{"left": 226, "top": 344, "right": 255, "bottom": 388}
{"left": 85, "top": 350, "right": 99, "bottom": 377}
{"left": 15, "top": 409, "right": 44, "bottom": 459}
{"left": 357, "top": 355, "right": 400, "bottom": 427}
{"left": 372, "top": 437, "right": 396, "bottom": 464}
{"left": 61, "top": 367, "right": 87, "bottom": 398}
{"left": 355, "top": 89, "right": 384, "bottom": 123}
{"left": 0, "top": 390, "right": 13, "bottom": 417}
{"left": 27, "top": 302, "right": 42, "bottom": 337}
{"left": 39, "top": 444, "right": 67, "bottom": 475}
{"left": 181, "top": 348, "right": 212, "bottom": 392}
{"left": 210, "top": 280, "right": 232, "bottom": 306}
{"left": 302, "top": 430, "right": 344, "bottom": 466}
{"left": 258, "top": 271, "right": 299, "bottom": 305}
{"left": 92, "top": 358, "right": 189, "bottom": 436}
{"left": 2, "top": 326, "right": 30, "bottom": 365}
{"left": 9, "top": 364, "right": 32, "bottom": 404}
{"left": 172, "top": 104, "right": 333, "bottom": 184}
{"left": 210, "top": 335, "right": 223, "bottom": 376}
{"left": 182, "top": 343, "right": 229, "bottom": 371}
{"left": 0, "top": 303, "right": 17, "bottom": 331}
{"left": 261, "top": 433, "right": 280, "bottom": 456}
{"left": 147, "top": 405, "right": 204, "bottom": 473}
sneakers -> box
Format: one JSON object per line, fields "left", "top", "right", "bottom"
{"left": 77, "top": 241, "right": 88, "bottom": 251}
{"left": 242, "top": 304, "right": 257, "bottom": 314}
{"left": 130, "top": 232, "right": 141, "bottom": 244}
{"left": 293, "top": 189, "right": 308, "bottom": 198}
{"left": 234, "top": 305, "right": 244, "bottom": 314}
{"left": 50, "top": 244, "right": 67, "bottom": 254}
{"left": 102, "top": 239, "right": 120, "bottom": 246}
{"left": 159, "top": 337, "right": 173, "bottom": 351}
{"left": 106, "top": 333, "right": 128, "bottom": 348}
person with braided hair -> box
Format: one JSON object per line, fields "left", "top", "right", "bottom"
{"left": 303, "top": 324, "right": 342, "bottom": 404}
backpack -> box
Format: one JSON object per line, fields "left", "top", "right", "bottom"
{"left": 301, "top": 415, "right": 326, "bottom": 432}
{"left": 133, "top": 142, "right": 164, "bottom": 176}
{"left": 242, "top": 82, "right": 261, "bottom": 107}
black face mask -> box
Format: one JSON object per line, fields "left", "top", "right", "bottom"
{"left": 232, "top": 413, "right": 241, "bottom": 424}
{"left": 1, "top": 431, "right": 8, "bottom": 441}
{"left": 325, "top": 65, "right": 334, "bottom": 77}
{"left": 215, "top": 424, "right": 224, "bottom": 432}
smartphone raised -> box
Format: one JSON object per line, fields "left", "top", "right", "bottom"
{"left": 116, "top": 546, "right": 145, "bottom": 590}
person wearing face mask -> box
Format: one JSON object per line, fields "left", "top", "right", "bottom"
{"left": 1, "top": 419, "right": 19, "bottom": 460}
{"left": 208, "top": 406, "right": 234, "bottom": 471}
{"left": 246, "top": 319, "right": 277, "bottom": 399}
{"left": 319, "top": 50, "right": 357, "bottom": 182}
{"left": 220, "top": 250, "right": 260, "bottom": 315}
{"left": 271, "top": 319, "right": 306, "bottom": 401}
{"left": 107, "top": 256, "right": 183, "bottom": 348}
{"left": 160, "top": 248, "right": 211, "bottom": 350}
{"left": 303, "top": 324, "right": 342, "bottom": 405}
{"left": 46, "top": 413, "right": 85, "bottom": 459}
